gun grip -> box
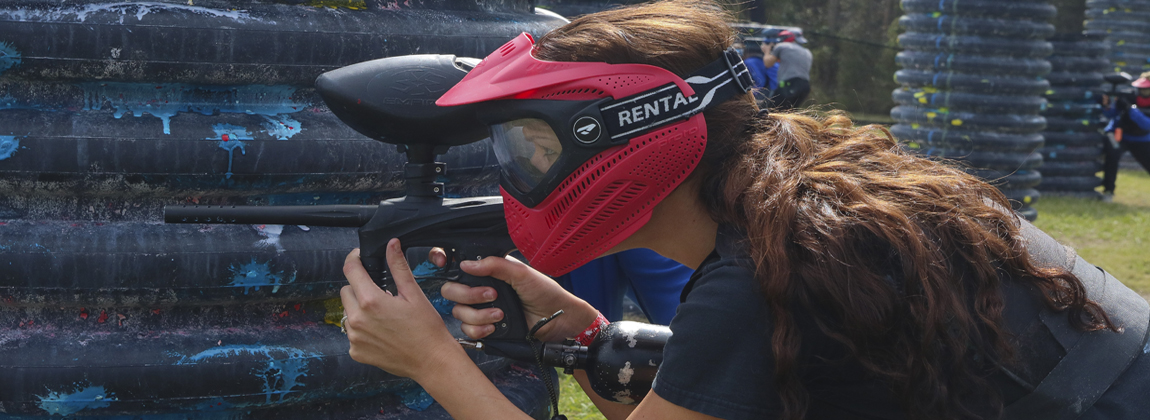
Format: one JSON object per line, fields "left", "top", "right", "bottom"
{"left": 457, "top": 271, "right": 528, "bottom": 341}
{"left": 360, "top": 255, "right": 399, "bottom": 296}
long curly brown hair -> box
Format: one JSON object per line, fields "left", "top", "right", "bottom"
{"left": 535, "top": 2, "right": 1115, "bottom": 419}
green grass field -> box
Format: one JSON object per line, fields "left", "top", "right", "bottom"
{"left": 556, "top": 169, "right": 1150, "bottom": 419}
{"left": 559, "top": 374, "right": 604, "bottom": 420}
{"left": 1032, "top": 170, "right": 1150, "bottom": 294}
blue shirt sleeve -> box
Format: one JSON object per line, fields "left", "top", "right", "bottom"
{"left": 616, "top": 249, "right": 693, "bottom": 325}
{"left": 561, "top": 256, "right": 626, "bottom": 322}
{"left": 562, "top": 249, "right": 691, "bottom": 324}
{"left": 767, "top": 64, "right": 779, "bottom": 91}
{"left": 1129, "top": 107, "right": 1150, "bottom": 130}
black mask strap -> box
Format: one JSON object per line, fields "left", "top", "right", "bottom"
{"left": 598, "top": 47, "right": 753, "bottom": 141}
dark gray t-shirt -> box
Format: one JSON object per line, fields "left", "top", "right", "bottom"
{"left": 770, "top": 42, "right": 812, "bottom": 82}
{"left": 650, "top": 225, "right": 906, "bottom": 420}
{"left": 649, "top": 224, "right": 1150, "bottom": 419}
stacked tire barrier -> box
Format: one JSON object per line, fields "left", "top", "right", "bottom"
{"left": 1038, "top": 34, "right": 1110, "bottom": 198}
{"left": 0, "top": 1, "right": 564, "bottom": 419}
{"left": 892, "top": 0, "right": 1057, "bottom": 221}
{"left": 1085, "top": 0, "right": 1150, "bottom": 75}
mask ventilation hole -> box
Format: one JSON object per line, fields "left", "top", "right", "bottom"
{"left": 596, "top": 75, "right": 655, "bottom": 91}
{"left": 540, "top": 87, "right": 606, "bottom": 100}
{"left": 631, "top": 127, "right": 688, "bottom": 177}
{"left": 545, "top": 136, "right": 643, "bottom": 228}
{"left": 550, "top": 181, "right": 645, "bottom": 258}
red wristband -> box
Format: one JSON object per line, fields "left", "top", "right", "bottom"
{"left": 574, "top": 312, "right": 609, "bottom": 346}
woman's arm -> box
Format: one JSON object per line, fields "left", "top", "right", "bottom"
{"left": 629, "top": 391, "right": 724, "bottom": 420}
{"left": 411, "top": 348, "right": 536, "bottom": 420}
{"left": 442, "top": 254, "right": 730, "bottom": 420}
{"left": 343, "top": 241, "right": 728, "bottom": 419}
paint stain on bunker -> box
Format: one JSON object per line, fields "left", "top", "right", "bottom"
{"left": 36, "top": 385, "right": 117, "bottom": 416}
{"left": 175, "top": 345, "right": 318, "bottom": 404}
{"left": 228, "top": 259, "right": 296, "bottom": 294}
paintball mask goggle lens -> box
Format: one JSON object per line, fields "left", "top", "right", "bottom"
{"left": 1139, "top": 88, "right": 1150, "bottom": 97}
{"left": 491, "top": 118, "right": 564, "bottom": 192}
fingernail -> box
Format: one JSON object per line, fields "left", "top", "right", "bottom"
{"left": 460, "top": 260, "right": 476, "bottom": 269}
{"left": 483, "top": 290, "right": 495, "bottom": 301}
{"left": 493, "top": 309, "right": 503, "bottom": 319}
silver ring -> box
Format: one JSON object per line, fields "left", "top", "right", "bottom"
{"left": 340, "top": 315, "right": 348, "bottom": 334}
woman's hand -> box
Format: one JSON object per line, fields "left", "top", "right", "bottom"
{"left": 440, "top": 255, "right": 598, "bottom": 343}
{"left": 340, "top": 239, "right": 462, "bottom": 380}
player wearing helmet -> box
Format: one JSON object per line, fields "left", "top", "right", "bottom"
{"left": 1101, "top": 71, "right": 1150, "bottom": 199}
{"left": 761, "top": 29, "right": 811, "bottom": 111}
{"left": 337, "top": 2, "right": 1150, "bottom": 420}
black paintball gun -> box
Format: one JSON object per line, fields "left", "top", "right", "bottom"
{"left": 1104, "top": 72, "right": 1136, "bottom": 112}
{"left": 163, "top": 54, "right": 670, "bottom": 404}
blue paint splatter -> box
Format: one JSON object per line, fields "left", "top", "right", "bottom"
{"left": 176, "top": 345, "right": 317, "bottom": 404}
{"left": 429, "top": 295, "right": 455, "bottom": 316}
{"left": 37, "top": 385, "right": 116, "bottom": 416}
{"left": 411, "top": 260, "right": 445, "bottom": 278}
{"left": 397, "top": 385, "right": 436, "bottom": 411}
{"left": 0, "top": 136, "right": 18, "bottom": 161}
{"left": 209, "top": 124, "right": 254, "bottom": 179}
{"left": 227, "top": 259, "right": 294, "bottom": 294}
{"left": 262, "top": 115, "right": 303, "bottom": 140}
{"left": 0, "top": 42, "right": 21, "bottom": 74}
{"left": 82, "top": 83, "right": 307, "bottom": 135}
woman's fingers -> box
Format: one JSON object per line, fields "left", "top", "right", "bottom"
{"left": 440, "top": 281, "right": 496, "bottom": 305}
{"left": 460, "top": 322, "right": 496, "bottom": 339}
{"left": 339, "top": 284, "right": 361, "bottom": 323}
{"left": 442, "top": 283, "right": 502, "bottom": 340}
{"left": 343, "top": 248, "right": 384, "bottom": 302}
{"left": 384, "top": 238, "right": 423, "bottom": 299}
{"left": 338, "top": 246, "right": 463, "bottom": 377}
{"left": 457, "top": 255, "right": 533, "bottom": 288}
{"left": 428, "top": 247, "right": 448, "bottom": 268}
{"left": 451, "top": 303, "right": 503, "bottom": 325}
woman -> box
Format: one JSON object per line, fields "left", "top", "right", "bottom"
{"left": 338, "top": 2, "right": 1149, "bottom": 419}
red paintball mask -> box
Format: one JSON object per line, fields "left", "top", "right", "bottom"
{"left": 437, "top": 33, "right": 752, "bottom": 276}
